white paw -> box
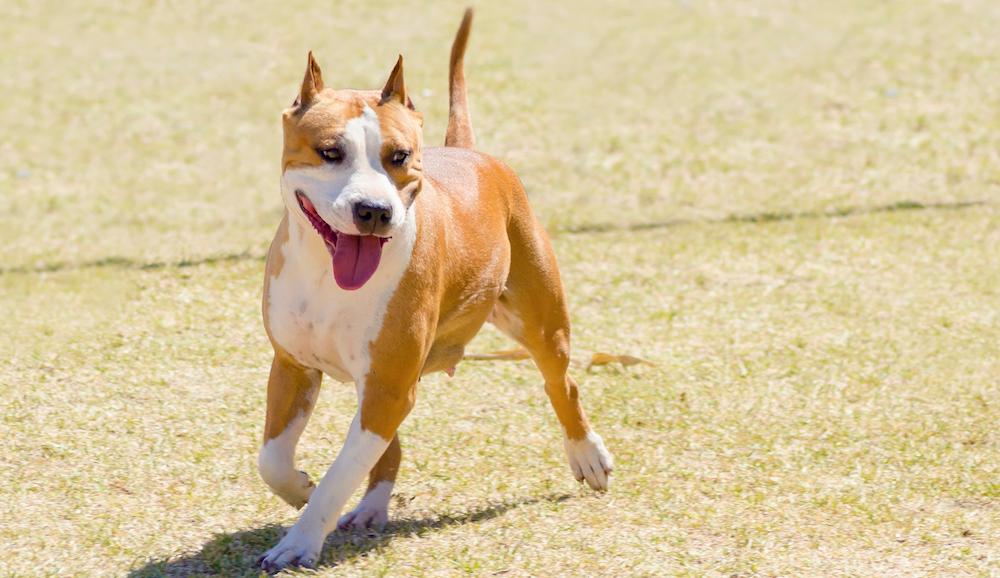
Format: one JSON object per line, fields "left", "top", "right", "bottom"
{"left": 337, "top": 481, "right": 392, "bottom": 531}
{"left": 564, "top": 431, "right": 614, "bottom": 491}
{"left": 257, "top": 524, "right": 323, "bottom": 573}
{"left": 258, "top": 442, "right": 315, "bottom": 509}
{"left": 337, "top": 504, "right": 388, "bottom": 532}
{"left": 271, "top": 470, "right": 314, "bottom": 510}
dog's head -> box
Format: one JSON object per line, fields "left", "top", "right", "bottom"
{"left": 281, "top": 52, "right": 424, "bottom": 291}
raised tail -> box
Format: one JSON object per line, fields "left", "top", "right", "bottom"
{"left": 445, "top": 8, "right": 475, "bottom": 149}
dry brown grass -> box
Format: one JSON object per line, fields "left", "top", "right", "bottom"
{"left": 1, "top": 1, "right": 999, "bottom": 576}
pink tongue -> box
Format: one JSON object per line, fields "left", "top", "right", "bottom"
{"left": 332, "top": 234, "right": 384, "bottom": 290}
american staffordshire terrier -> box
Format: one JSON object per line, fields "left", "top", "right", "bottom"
{"left": 257, "top": 10, "right": 613, "bottom": 570}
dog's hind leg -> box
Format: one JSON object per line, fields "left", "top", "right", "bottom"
{"left": 337, "top": 433, "right": 400, "bottom": 531}
{"left": 490, "top": 203, "right": 614, "bottom": 491}
{"left": 258, "top": 351, "right": 322, "bottom": 509}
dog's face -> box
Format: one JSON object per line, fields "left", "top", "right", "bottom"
{"left": 281, "top": 53, "right": 424, "bottom": 290}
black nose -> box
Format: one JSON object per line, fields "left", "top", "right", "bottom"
{"left": 352, "top": 200, "right": 393, "bottom": 234}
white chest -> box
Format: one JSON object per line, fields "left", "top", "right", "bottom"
{"left": 265, "top": 212, "right": 416, "bottom": 382}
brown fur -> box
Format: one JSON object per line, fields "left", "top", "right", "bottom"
{"left": 260, "top": 9, "right": 604, "bottom": 524}
{"left": 446, "top": 9, "right": 475, "bottom": 148}
{"left": 263, "top": 351, "right": 321, "bottom": 442}
{"left": 366, "top": 434, "right": 401, "bottom": 492}
{"left": 357, "top": 146, "right": 592, "bottom": 441}
{"left": 261, "top": 212, "right": 289, "bottom": 338}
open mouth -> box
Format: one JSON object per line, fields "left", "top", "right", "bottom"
{"left": 295, "top": 191, "right": 389, "bottom": 291}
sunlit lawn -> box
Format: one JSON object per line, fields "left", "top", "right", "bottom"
{"left": 1, "top": 0, "right": 998, "bottom": 576}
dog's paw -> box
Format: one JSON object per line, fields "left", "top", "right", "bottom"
{"left": 337, "top": 481, "right": 392, "bottom": 532}
{"left": 337, "top": 504, "right": 388, "bottom": 532}
{"left": 275, "top": 470, "right": 314, "bottom": 510}
{"left": 259, "top": 450, "right": 315, "bottom": 509}
{"left": 257, "top": 524, "right": 323, "bottom": 573}
{"left": 564, "top": 431, "right": 614, "bottom": 491}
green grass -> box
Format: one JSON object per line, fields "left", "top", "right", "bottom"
{"left": 1, "top": 1, "right": 999, "bottom": 576}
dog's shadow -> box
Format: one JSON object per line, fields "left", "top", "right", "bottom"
{"left": 129, "top": 492, "right": 571, "bottom": 577}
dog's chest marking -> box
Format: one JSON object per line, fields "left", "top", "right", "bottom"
{"left": 266, "top": 204, "right": 417, "bottom": 382}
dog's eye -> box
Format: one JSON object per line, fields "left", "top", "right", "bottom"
{"left": 318, "top": 146, "right": 344, "bottom": 164}
{"left": 390, "top": 149, "right": 411, "bottom": 166}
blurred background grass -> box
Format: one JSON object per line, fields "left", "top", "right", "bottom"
{"left": 2, "top": 0, "right": 998, "bottom": 269}
{"left": 1, "top": 1, "right": 999, "bottom": 576}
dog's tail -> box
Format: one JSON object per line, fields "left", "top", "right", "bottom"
{"left": 445, "top": 8, "right": 475, "bottom": 149}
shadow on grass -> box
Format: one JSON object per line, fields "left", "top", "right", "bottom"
{"left": 128, "top": 492, "right": 571, "bottom": 577}
{"left": 560, "top": 199, "right": 989, "bottom": 234}
{"left": 0, "top": 249, "right": 261, "bottom": 276}
{"left": 1, "top": 199, "right": 988, "bottom": 277}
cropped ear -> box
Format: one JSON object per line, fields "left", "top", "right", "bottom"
{"left": 296, "top": 51, "right": 325, "bottom": 107}
{"left": 380, "top": 54, "right": 407, "bottom": 107}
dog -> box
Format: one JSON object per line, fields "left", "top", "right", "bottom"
{"left": 256, "top": 9, "right": 613, "bottom": 571}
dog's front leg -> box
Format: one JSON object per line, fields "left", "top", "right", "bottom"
{"left": 258, "top": 379, "right": 415, "bottom": 572}
{"left": 337, "top": 432, "right": 400, "bottom": 531}
{"left": 258, "top": 352, "right": 322, "bottom": 509}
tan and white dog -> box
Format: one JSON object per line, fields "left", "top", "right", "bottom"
{"left": 257, "top": 10, "right": 613, "bottom": 571}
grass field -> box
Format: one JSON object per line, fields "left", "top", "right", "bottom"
{"left": 1, "top": 0, "right": 999, "bottom": 576}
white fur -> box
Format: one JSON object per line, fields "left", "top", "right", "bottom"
{"left": 266, "top": 199, "right": 417, "bottom": 383}
{"left": 261, "top": 106, "right": 418, "bottom": 569}
{"left": 338, "top": 480, "right": 393, "bottom": 531}
{"left": 281, "top": 105, "right": 406, "bottom": 236}
{"left": 258, "top": 411, "right": 316, "bottom": 509}
{"left": 258, "top": 410, "right": 391, "bottom": 569}
{"left": 563, "top": 430, "right": 614, "bottom": 491}
{"left": 268, "top": 103, "right": 417, "bottom": 382}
